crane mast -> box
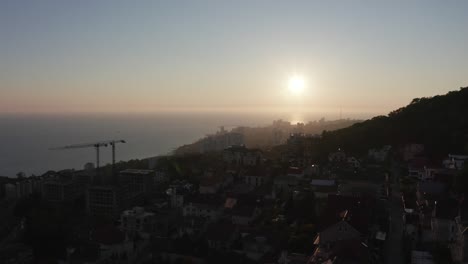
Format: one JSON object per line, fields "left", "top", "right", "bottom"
{"left": 50, "top": 139, "right": 126, "bottom": 183}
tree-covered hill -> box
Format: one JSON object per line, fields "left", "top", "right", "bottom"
{"left": 319, "top": 87, "right": 468, "bottom": 158}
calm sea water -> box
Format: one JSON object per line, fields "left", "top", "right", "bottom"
{"left": 0, "top": 111, "right": 374, "bottom": 177}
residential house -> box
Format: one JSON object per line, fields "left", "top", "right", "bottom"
{"left": 223, "top": 145, "right": 263, "bottom": 166}
{"left": 154, "top": 170, "right": 169, "bottom": 183}
{"left": 443, "top": 154, "right": 468, "bottom": 170}
{"left": 231, "top": 206, "right": 261, "bottom": 226}
{"left": 314, "top": 219, "right": 362, "bottom": 246}
{"left": 309, "top": 238, "right": 369, "bottom": 264}
{"left": 347, "top": 157, "right": 360, "bottom": 168}
{"left": 431, "top": 199, "right": 458, "bottom": 243}
{"left": 416, "top": 181, "right": 447, "bottom": 204}
{"left": 451, "top": 203, "right": 468, "bottom": 264}
{"left": 182, "top": 194, "right": 222, "bottom": 221}
{"left": 368, "top": 145, "right": 391, "bottom": 162}
{"left": 408, "top": 158, "right": 429, "bottom": 180}
{"left": 244, "top": 167, "right": 270, "bottom": 188}
{"left": 204, "top": 222, "right": 239, "bottom": 251}
{"left": 86, "top": 185, "right": 127, "bottom": 218}
{"left": 42, "top": 178, "right": 80, "bottom": 203}
{"left": 120, "top": 207, "right": 156, "bottom": 238}
{"left": 310, "top": 179, "right": 338, "bottom": 198}
{"left": 310, "top": 215, "right": 369, "bottom": 264}
{"left": 287, "top": 167, "right": 304, "bottom": 178}
{"left": 199, "top": 177, "right": 222, "bottom": 194}
{"left": 239, "top": 234, "right": 272, "bottom": 261}
{"left": 401, "top": 143, "right": 425, "bottom": 161}
{"left": 119, "top": 169, "right": 155, "bottom": 198}
{"left": 328, "top": 149, "right": 346, "bottom": 163}
{"left": 272, "top": 175, "right": 299, "bottom": 199}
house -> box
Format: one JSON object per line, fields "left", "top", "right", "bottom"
{"left": 309, "top": 238, "right": 369, "bottom": 264}
{"left": 328, "top": 149, "right": 346, "bottom": 163}
{"left": 408, "top": 158, "right": 429, "bottom": 180}
{"left": 120, "top": 207, "right": 156, "bottom": 238}
{"left": 204, "top": 222, "right": 238, "bottom": 251}
{"left": 42, "top": 178, "right": 80, "bottom": 203}
{"left": 272, "top": 176, "right": 299, "bottom": 199}
{"left": 119, "top": 169, "right": 155, "bottom": 205}
{"left": 451, "top": 203, "right": 468, "bottom": 264}
{"left": 311, "top": 212, "right": 368, "bottom": 264}
{"left": 86, "top": 185, "right": 127, "bottom": 218}
{"left": 231, "top": 206, "right": 261, "bottom": 226}
{"left": 168, "top": 180, "right": 193, "bottom": 208}
{"left": 403, "top": 213, "right": 420, "bottom": 238}
{"left": 182, "top": 194, "right": 222, "bottom": 221}
{"left": 310, "top": 179, "right": 338, "bottom": 198}
{"left": 5, "top": 177, "right": 44, "bottom": 200}
{"left": 416, "top": 181, "right": 447, "bottom": 204}
{"left": 154, "top": 170, "right": 169, "bottom": 183}
{"left": 199, "top": 177, "right": 221, "bottom": 194}
{"left": 314, "top": 219, "right": 362, "bottom": 246}
{"left": 411, "top": 251, "right": 435, "bottom": 264}
{"left": 401, "top": 143, "right": 425, "bottom": 161}
{"left": 174, "top": 216, "right": 207, "bottom": 238}
{"left": 287, "top": 167, "right": 304, "bottom": 178}
{"left": 239, "top": 234, "right": 272, "bottom": 261}
{"left": 223, "top": 145, "right": 264, "bottom": 166}
{"left": 304, "top": 164, "right": 320, "bottom": 177}
{"left": 244, "top": 167, "right": 270, "bottom": 188}
{"left": 368, "top": 145, "right": 391, "bottom": 162}
{"left": 431, "top": 199, "right": 458, "bottom": 243}
{"left": 443, "top": 154, "right": 468, "bottom": 170}
{"left": 321, "top": 194, "right": 374, "bottom": 235}
{"left": 347, "top": 157, "right": 360, "bottom": 168}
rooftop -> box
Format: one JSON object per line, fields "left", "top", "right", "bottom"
{"left": 119, "top": 169, "right": 154, "bottom": 175}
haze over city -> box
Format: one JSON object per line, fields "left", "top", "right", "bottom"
{"left": 2, "top": 2, "right": 468, "bottom": 264}
{"left": 2, "top": 1, "right": 468, "bottom": 115}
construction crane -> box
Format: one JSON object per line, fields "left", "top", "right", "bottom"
{"left": 108, "top": 140, "right": 126, "bottom": 178}
{"left": 50, "top": 139, "right": 126, "bottom": 179}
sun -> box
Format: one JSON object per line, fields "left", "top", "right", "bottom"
{"left": 288, "top": 75, "right": 305, "bottom": 95}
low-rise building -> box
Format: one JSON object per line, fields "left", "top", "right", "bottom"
{"left": 231, "top": 206, "right": 261, "bottom": 226}
{"left": 199, "top": 177, "right": 222, "bottom": 194}
{"left": 86, "top": 185, "right": 127, "bottom": 218}
{"left": 328, "top": 149, "right": 346, "bottom": 163}
{"left": 244, "top": 168, "right": 269, "bottom": 188}
{"left": 42, "top": 179, "right": 79, "bottom": 203}
{"left": 431, "top": 199, "right": 458, "bottom": 243}
{"left": 272, "top": 175, "right": 298, "bottom": 199}
{"left": 205, "top": 222, "right": 238, "bottom": 251}
{"left": 223, "top": 145, "right": 263, "bottom": 166}
{"left": 120, "top": 207, "right": 156, "bottom": 238}
{"left": 443, "top": 154, "right": 468, "bottom": 170}
{"left": 182, "top": 194, "right": 222, "bottom": 221}
{"left": 368, "top": 145, "right": 391, "bottom": 162}
{"left": 310, "top": 179, "right": 338, "bottom": 198}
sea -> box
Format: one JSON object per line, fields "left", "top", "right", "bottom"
{"left": 0, "top": 111, "right": 375, "bottom": 177}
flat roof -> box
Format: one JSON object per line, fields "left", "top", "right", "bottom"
{"left": 120, "top": 169, "right": 154, "bottom": 175}
{"left": 311, "top": 179, "right": 336, "bottom": 186}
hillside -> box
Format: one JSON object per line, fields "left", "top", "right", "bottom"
{"left": 319, "top": 87, "right": 468, "bottom": 158}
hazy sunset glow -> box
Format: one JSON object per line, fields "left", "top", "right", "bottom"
{"left": 1, "top": 1, "right": 468, "bottom": 116}
{"left": 288, "top": 75, "right": 306, "bottom": 96}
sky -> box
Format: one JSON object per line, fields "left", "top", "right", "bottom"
{"left": 1, "top": 0, "right": 468, "bottom": 116}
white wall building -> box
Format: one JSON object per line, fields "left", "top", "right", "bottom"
{"left": 120, "top": 207, "right": 156, "bottom": 238}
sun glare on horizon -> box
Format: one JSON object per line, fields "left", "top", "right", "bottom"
{"left": 288, "top": 75, "right": 305, "bottom": 95}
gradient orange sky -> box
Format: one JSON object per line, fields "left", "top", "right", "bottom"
{"left": 2, "top": 1, "right": 468, "bottom": 116}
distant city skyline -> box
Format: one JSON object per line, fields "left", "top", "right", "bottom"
{"left": 2, "top": 1, "right": 468, "bottom": 115}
